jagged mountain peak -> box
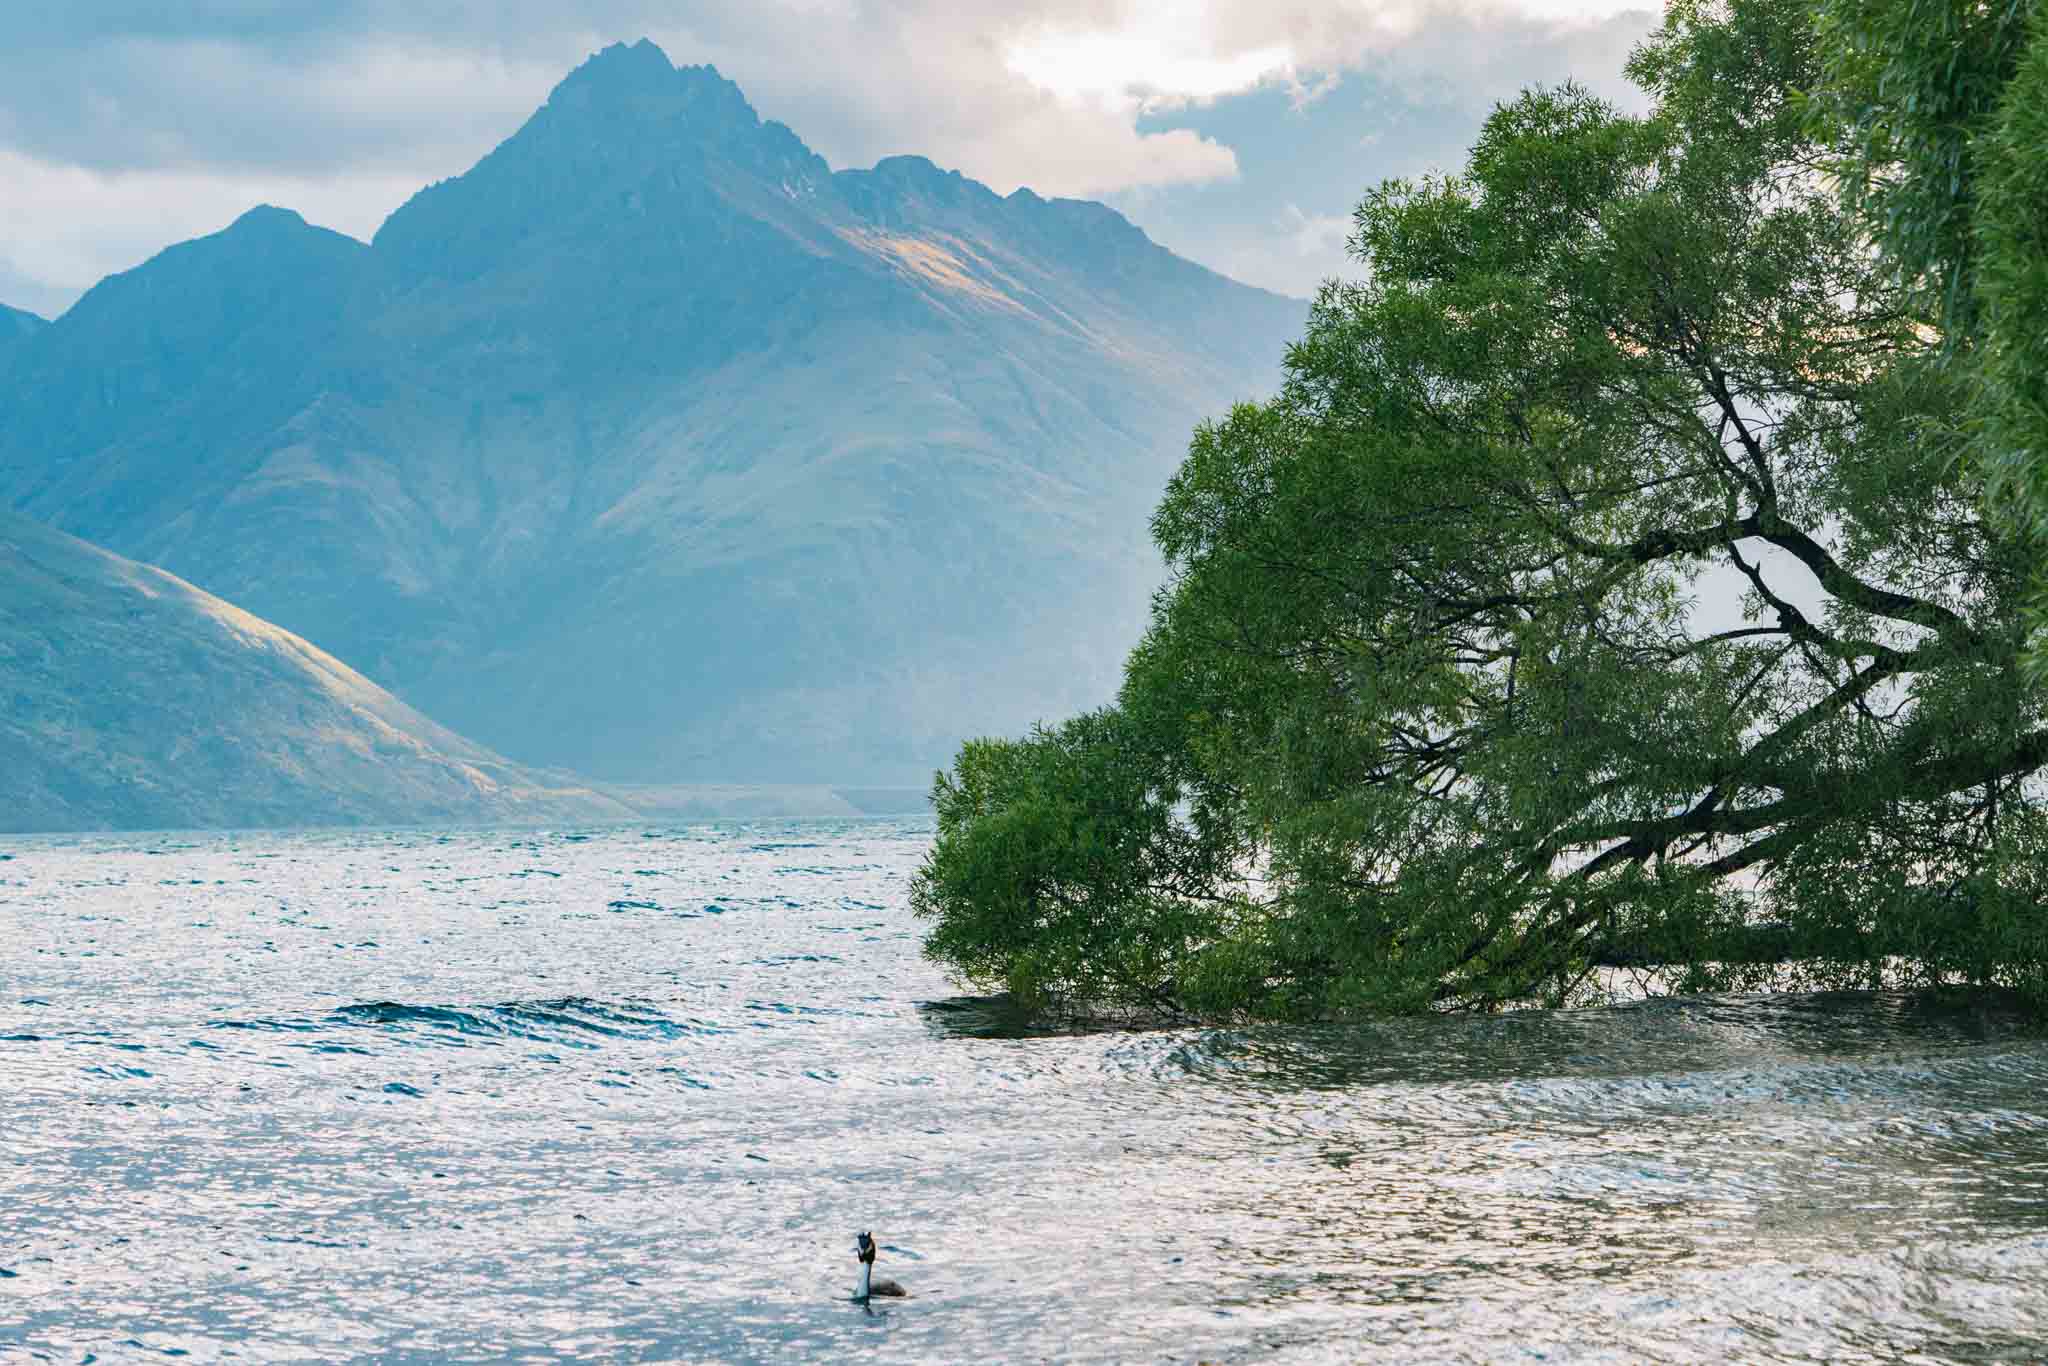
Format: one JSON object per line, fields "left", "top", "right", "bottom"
{"left": 834, "top": 154, "right": 1004, "bottom": 231}
{"left": 548, "top": 39, "right": 750, "bottom": 118}
{"left": 367, "top": 36, "right": 1219, "bottom": 303}
{"left": 372, "top": 38, "right": 828, "bottom": 275}
{"left": 830, "top": 155, "right": 1164, "bottom": 277}
{"left": 544, "top": 39, "right": 761, "bottom": 129}
{"left": 863, "top": 154, "right": 974, "bottom": 186}
{"left": 562, "top": 38, "right": 676, "bottom": 86}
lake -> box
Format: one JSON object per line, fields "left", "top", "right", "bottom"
{"left": 5, "top": 822, "right": 2047, "bottom": 1362}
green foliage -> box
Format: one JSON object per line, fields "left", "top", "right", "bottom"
{"left": 911, "top": 711, "right": 1236, "bottom": 1016}
{"left": 914, "top": 0, "right": 2048, "bottom": 1017}
{"left": 1811, "top": 0, "right": 2048, "bottom": 670}
{"left": 1809, "top": 0, "right": 2037, "bottom": 325}
{"left": 1973, "top": 17, "right": 2048, "bottom": 673}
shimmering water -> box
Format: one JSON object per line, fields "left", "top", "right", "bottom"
{"left": 5, "top": 823, "right": 2048, "bottom": 1363}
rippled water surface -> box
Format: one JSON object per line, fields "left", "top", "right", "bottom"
{"left": 6, "top": 822, "right": 2048, "bottom": 1363}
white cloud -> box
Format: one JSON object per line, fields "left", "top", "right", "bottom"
{"left": 1276, "top": 203, "right": 1351, "bottom": 259}
{"left": 998, "top": 0, "right": 1656, "bottom": 112}
{"left": 1005, "top": 25, "right": 1291, "bottom": 111}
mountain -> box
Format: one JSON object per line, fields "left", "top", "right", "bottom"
{"left": 0, "top": 511, "right": 633, "bottom": 833}
{"left": 0, "top": 303, "right": 43, "bottom": 368}
{"left": 0, "top": 40, "right": 1304, "bottom": 784}
{"left": 0, "top": 303, "right": 40, "bottom": 337}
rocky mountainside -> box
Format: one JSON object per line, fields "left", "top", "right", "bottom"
{"left": 0, "top": 39, "right": 1303, "bottom": 784}
{"left": 0, "top": 512, "right": 632, "bottom": 832}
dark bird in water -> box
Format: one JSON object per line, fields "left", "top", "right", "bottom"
{"left": 854, "top": 1231, "right": 908, "bottom": 1299}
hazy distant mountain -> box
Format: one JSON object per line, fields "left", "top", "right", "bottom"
{"left": 0, "top": 303, "right": 42, "bottom": 367}
{"left": 0, "top": 512, "right": 633, "bottom": 833}
{"left": 0, "top": 39, "right": 1303, "bottom": 784}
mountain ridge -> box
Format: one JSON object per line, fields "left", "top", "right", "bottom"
{"left": 0, "top": 510, "right": 637, "bottom": 832}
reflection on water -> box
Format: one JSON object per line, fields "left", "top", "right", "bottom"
{"left": 4, "top": 823, "right": 2048, "bottom": 1362}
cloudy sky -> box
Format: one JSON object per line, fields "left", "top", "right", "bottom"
{"left": 0, "top": 0, "right": 1658, "bottom": 318}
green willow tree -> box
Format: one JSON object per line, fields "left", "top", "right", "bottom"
{"left": 914, "top": 0, "right": 2048, "bottom": 1017}
{"left": 1811, "top": 0, "right": 2048, "bottom": 672}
